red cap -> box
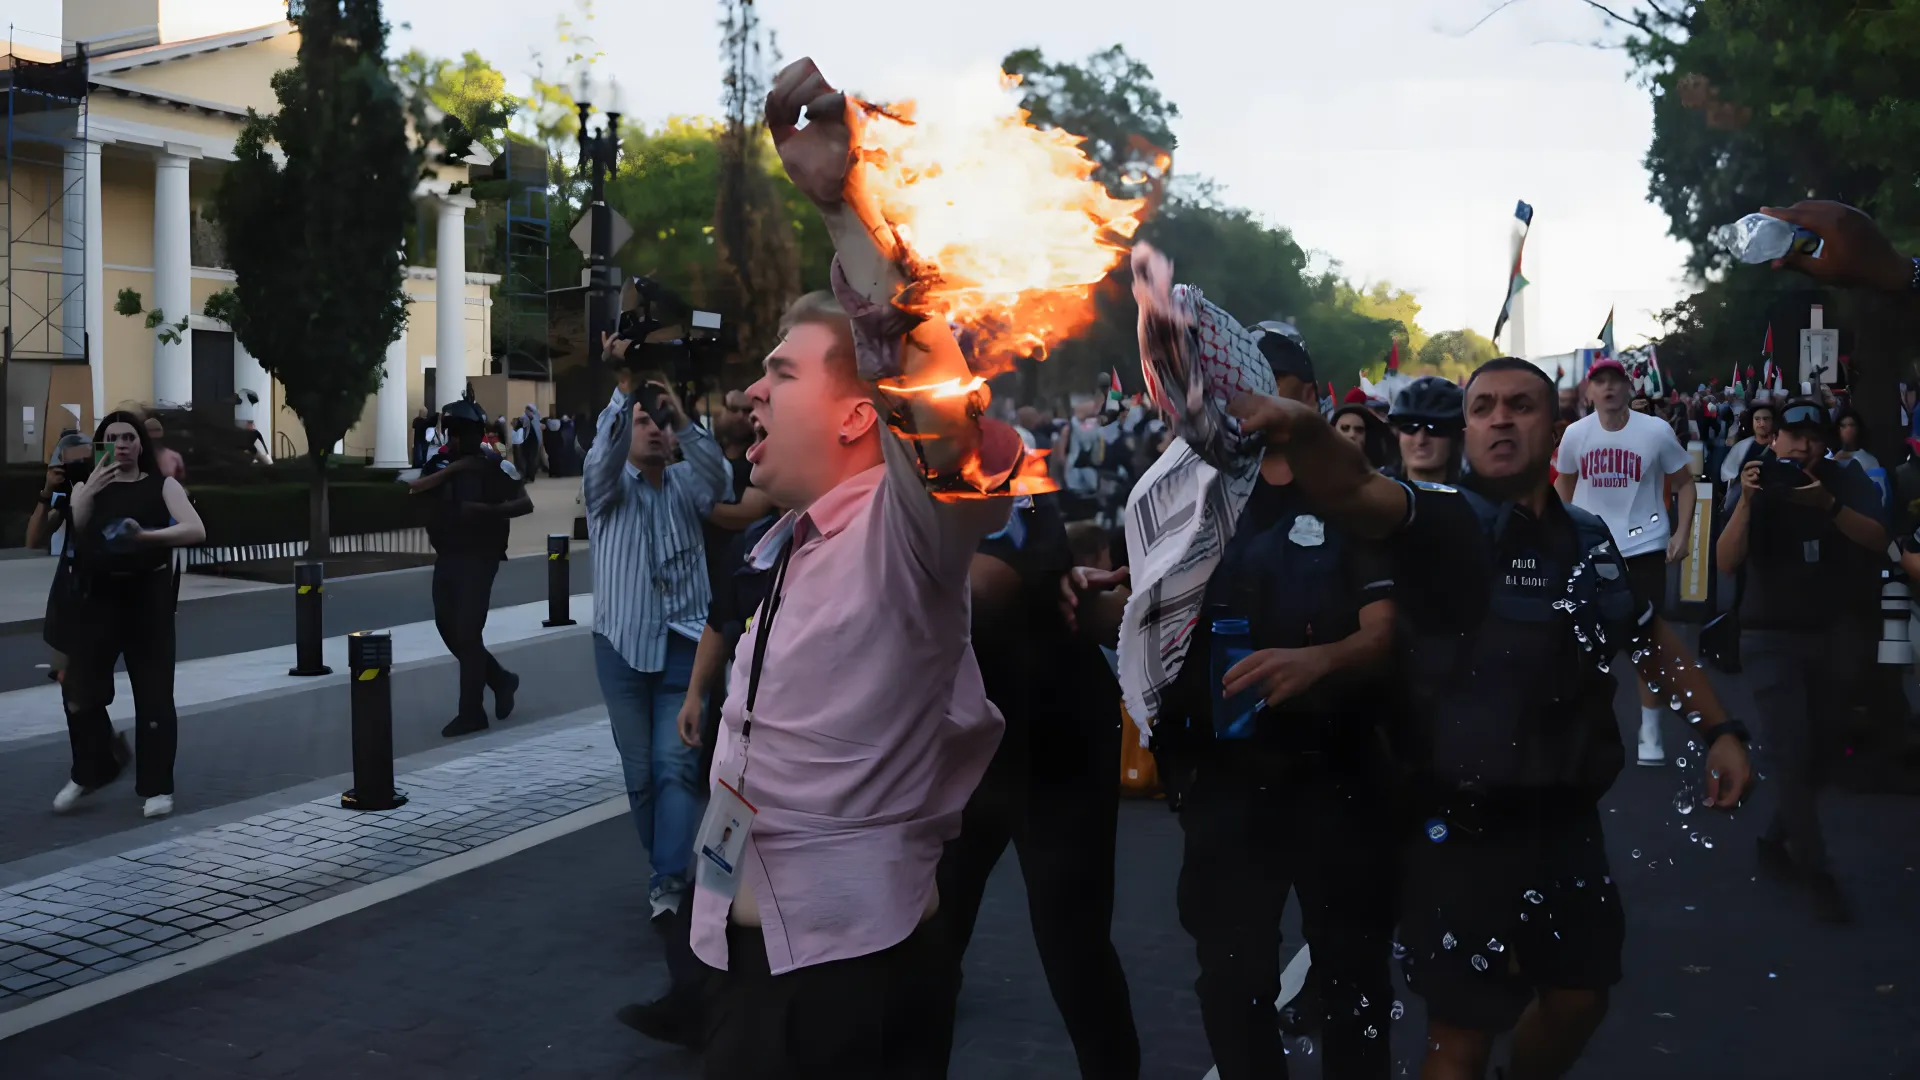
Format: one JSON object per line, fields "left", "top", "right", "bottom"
{"left": 1587, "top": 357, "right": 1628, "bottom": 380}
{"left": 1343, "top": 387, "right": 1371, "bottom": 404}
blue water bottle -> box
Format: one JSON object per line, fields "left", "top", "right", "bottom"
{"left": 1209, "top": 618, "right": 1261, "bottom": 739}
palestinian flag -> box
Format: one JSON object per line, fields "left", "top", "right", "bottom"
{"left": 1492, "top": 201, "right": 1534, "bottom": 345}
{"left": 1597, "top": 307, "right": 1616, "bottom": 361}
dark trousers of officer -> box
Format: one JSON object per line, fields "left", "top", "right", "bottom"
{"left": 929, "top": 704, "right": 1141, "bottom": 1079}
{"left": 1747, "top": 627, "right": 1858, "bottom": 874}
{"left": 1178, "top": 745, "right": 1396, "bottom": 1080}
{"left": 432, "top": 553, "right": 511, "bottom": 722}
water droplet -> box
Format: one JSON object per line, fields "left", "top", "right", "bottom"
{"left": 1703, "top": 838, "right": 1715, "bottom": 849}
{"left": 1524, "top": 889, "right": 1545, "bottom": 904}
{"left": 1391, "top": 1000, "right": 1405, "bottom": 1020}
{"left": 1631, "top": 849, "right": 1642, "bottom": 859}
{"left": 1360, "top": 994, "right": 1371, "bottom": 1009}
{"left": 1689, "top": 831, "right": 1702, "bottom": 843}
{"left": 1677, "top": 756, "right": 1688, "bottom": 767}
{"left": 1574, "top": 877, "right": 1586, "bottom": 888}
{"left": 1471, "top": 954, "right": 1490, "bottom": 972}
{"left": 1391, "top": 941, "right": 1407, "bottom": 959}
{"left": 1670, "top": 695, "right": 1684, "bottom": 711}
{"left": 1604, "top": 876, "right": 1612, "bottom": 885}
{"left": 1685, "top": 710, "right": 1703, "bottom": 726}
{"left": 1441, "top": 932, "right": 1458, "bottom": 949}
{"left": 1365, "top": 1025, "right": 1379, "bottom": 1039}
{"left": 1647, "top": 680, "right": 1662, "bottom": 694}
{"left": 1520, "top": 912, "right": 1529, "bottom": 922}
{"left": 1597, "top": 660, "right": 1611, "bottom": 673}
{"left": 1298, "top": 1037, "right": 1314, "bottom": 1056}
{"left": 1487, "top": 938, "right": 1506, "bottom": 952}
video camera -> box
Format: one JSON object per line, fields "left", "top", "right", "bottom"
{"left": 603, "top": 276, "right": 731, "bottom": 411}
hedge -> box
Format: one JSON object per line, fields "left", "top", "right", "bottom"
{"left": 0, "top": 470, "right": 415, "bottom": 550}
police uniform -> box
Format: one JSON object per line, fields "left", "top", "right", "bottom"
{"left": 1387, "top": 477, "right": 1647, "bottom": 1034}
{"left": 420, "top": 442, "right": 524, "bottom": 732}
{"left": 1161, "top": 477, "right": 1397, "bottom": 1080}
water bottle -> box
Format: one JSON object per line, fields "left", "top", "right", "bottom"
{"left": 1209, "top": 618, "right": 1262, "bottom": 739}
{"left": 1714, "top": 213, "right": 1824, "bottom": 264}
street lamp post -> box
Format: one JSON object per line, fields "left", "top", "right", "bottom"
{"left": 575, "top": 77, "right": 624, "bottom": 363}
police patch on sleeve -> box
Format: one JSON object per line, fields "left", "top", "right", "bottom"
{"left": 1410, "top": 480, "right": 1459, "bottom": 494}
{"left": 498, "top": 458, "right": 522, "bottom": 481}
{"left": 1287, "top": 514, "right": 1326, "bottom": 547}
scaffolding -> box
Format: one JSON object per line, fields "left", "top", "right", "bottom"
{"left": 2, "top": 42, "right": 89, "bottom": 365}
{"left": 495, "top": 139, "right": 551, "bottom": 380}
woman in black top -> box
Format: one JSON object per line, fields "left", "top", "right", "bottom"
{"left": 58, "top": 411, "right": 205, "bottom": 819}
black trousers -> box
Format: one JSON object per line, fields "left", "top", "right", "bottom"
{"left": 66, "top": 567, "right": 177, "bottom": 797}
{"left": 1177, "top": 746, "right": 1396, "bottom": 1080}
{"left": 703, "top": 918, "right": 956, "bottom": 1080}
{"left": 1747, "top": 627, "right": 1854, "bottom": 874}
{"left": 432, "top": 554, "right": 511, "bottom": 721}
{"left": 931, "top": 706, "right": 1141, "bottom": 1079}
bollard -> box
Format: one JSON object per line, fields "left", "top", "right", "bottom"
{"left": 1878, "top": 569, "right": 1911, "bottom": 666}
{"left": 341, "top": 631, "right": 408, "bottom": 811}
{"left": 288, "top": 561, "right": 332, "bottom": 676}
{"left": 543, "top": 533, "right": 577, "bottom": 628}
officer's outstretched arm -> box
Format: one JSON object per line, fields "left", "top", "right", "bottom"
{"left": 1229, "top": 393, "right": 1409, "bottom": 540}
{"left": 1634, "top": 615, "right": 1752, "bottom": 810}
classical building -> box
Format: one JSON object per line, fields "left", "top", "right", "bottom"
{"left": 1, "top": 0, "right": 499, "bottom": 467}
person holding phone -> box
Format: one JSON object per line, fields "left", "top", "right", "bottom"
{"left": 60, "top": 411, "right": 205, "bottom": 819}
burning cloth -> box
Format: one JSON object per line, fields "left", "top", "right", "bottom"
{"left": 1117, "top": 243, "right": 1276, "bottom": 740}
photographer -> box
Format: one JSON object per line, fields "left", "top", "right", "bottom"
{"left": 1717, "top": 399, "right": 1887, "bottom": 924}
{"left": 412, "top": 399, "right": 533, "bottom": 738}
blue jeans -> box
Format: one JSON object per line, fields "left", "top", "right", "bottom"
{"left": 593, "top": 633, "right": 702, "bottom": 892}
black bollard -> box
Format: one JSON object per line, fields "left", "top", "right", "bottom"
{"left": 543, "top": 533, "right": 577, "bottom": 628}
{"left": 288, "top": 561, "right": 332, "bottom": 676}
{"left": 341, "top": 631, "right": 407, "bottom": 812}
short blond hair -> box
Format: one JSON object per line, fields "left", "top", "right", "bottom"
{"left": 779, "top": 291, "right": 863, "bottom": 395}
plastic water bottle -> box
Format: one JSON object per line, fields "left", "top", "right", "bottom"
{"left": 1714, "top": 213, "right": 1824, "bottom": 264}
{"left": 1209, "top": 618, "right": 1262, "bottom": 739}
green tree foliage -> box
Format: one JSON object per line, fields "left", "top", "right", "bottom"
{"left": 1417, "top": 327, "right": 1499, "bottom": 380}
{"left": 393, "top": 48, "right": 517, "bottom": 154}
{"left": 1002, "top": 45, "right": 1180, "bottom": 194}
{"left": 210, "top": 0, "right": 416, "bottom": 556}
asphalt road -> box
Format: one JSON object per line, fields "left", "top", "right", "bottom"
{"left": 6, "top": 671, "right": 1920, "bottom": 1078}
{"left": 0, "top": 554, "right": 595, "bottom": 693}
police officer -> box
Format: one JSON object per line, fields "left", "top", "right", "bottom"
{"left": 1388, "top": 376, "right": 1465, "bottom": 485}
{"left": 1227, "top": 356, "right": 1755, "bottom": 1080}
{"left": 1159, "top": 329, "right": 1398, "bottom": 1080}
{"left": 410, "top": 398, "right": 533, "bottom": 737}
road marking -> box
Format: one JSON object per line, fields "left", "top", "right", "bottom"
{"left": 0, "top": 794, "right": 628, "bottom": 1042}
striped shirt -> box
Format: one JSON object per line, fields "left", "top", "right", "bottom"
{"left": 583, "top": 388, "right": 732, "bottom": 673}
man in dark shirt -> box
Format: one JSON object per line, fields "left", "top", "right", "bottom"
{"left": 410, "top": 400, "right": 533, "bottom": 737}
{"left": 1717, "top": 398, "right": 1887, "bottom": 923}
{"left": 1227, "top": 357, "right": 1753, "bottom": 1080}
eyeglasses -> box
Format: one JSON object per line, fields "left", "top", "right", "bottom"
{"left": 1396, "top": 422, "right": 1459, "bottom": 438}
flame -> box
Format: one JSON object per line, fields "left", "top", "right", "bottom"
{"left": 879, "top": 376, "right": 988, "bottom": 399}
{"left": 849, "top": 71, "right": 1152, "bottom": 372}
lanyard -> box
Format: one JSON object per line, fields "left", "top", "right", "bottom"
{"left": 740, "top": 538, "right": 795, "bottom": 752}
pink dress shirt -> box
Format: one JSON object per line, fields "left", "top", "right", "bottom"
{"left": 690, "top": 423, "right": 1018, "bottom": 976}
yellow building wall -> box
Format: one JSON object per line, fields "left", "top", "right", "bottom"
{"left": 88, "top": 95, "right": 247, "bottom": 148}
{"left": 107, "top": 33, "right": 296, "bottom": 113}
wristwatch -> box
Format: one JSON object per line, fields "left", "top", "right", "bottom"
{"left": 1700, "top": 719, "right": 1750, "bottom": 748}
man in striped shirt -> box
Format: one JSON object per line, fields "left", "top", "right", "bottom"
{"left": 584, "top": 356, "right": 732, "bottom": 922}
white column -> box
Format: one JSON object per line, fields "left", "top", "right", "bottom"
{"left": 434, "top": 195, "right": 474, "bottom": 411}
{"left": 61, "top": 150, "right": 86, "bottom": 360}
{"left": 83, "top": 138, "right": 106, "bottom": 421}
{"left": 374, "top": 326, "right": 410, "bottom": 467}
{"left": 151, "top": 147, "right": 197, "bottom": 408}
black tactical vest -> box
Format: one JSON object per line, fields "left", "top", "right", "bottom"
{"left": 1397, "top": 483, "right": 1642, "bottom": 794}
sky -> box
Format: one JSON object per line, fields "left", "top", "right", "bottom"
{"left": 9, "top": 0, "right": 1698, "bottom": 358}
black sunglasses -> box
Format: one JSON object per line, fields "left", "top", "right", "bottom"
{"left": 1396, "top": 421, "right": 1459, "bottom": 438}
{"left": 1780, "top": 404, "right": 1828, "bottom": 429}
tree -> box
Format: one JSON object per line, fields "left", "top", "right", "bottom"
{"left": 1418, "top": 328, "right": 1498, "bottom": 380}
{"left": 1001, "top": 45, "right": 1180, "bottom": 196}
{"left": 209, "top": 0, "right": 417, "bottom": 556}
{"left": 710, "top": 0, "right": 801, "bottom": 365}
{"left": 392, "top": 49, "right": 517, "bottom": 155}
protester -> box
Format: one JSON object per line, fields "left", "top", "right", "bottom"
{"left": 1554, "top": 356, "right": 1698, "bottom": 765}
{"left": 929, "top": 491, "right": 1142, "bottom": 1078}
{"left": 27, "top": 435, "right": 98, "bottom": 725}
{"left": 1718, "top": 399, "right": 1886, "bottom": 924}
{"left": 1390, "top": 376, "right": 1465, "bottom": 484}
{"left": 521, "top": 404, "right": 543, "bottom": 482}
{"left": 1723, "top": 400, "right": 1779, "bottom": 484}
{"left": 241, "top": 419, "right": 271, "bottom": 464}
{"left": 687, "top": 57, "right": 1020, "bottom": 1077}
{"left": 1332, "top": 390, "right": 1395, "bottom": 470}
{"left": 1215, "top": 354, "right": 1751, "bottom": 1080}
{"left": 582, "top": 348, "right": 730, "bottom": 949}
{"left": 409, "top": 399, "right": 531, "bottom": 737}
{"left": 59, "top": 411, "right": 206, "bottom": 818}
{"left": 1148, "top": 332, "right": 1396, "bottom": 1079}
{"left": 1831, "top": 404, "right": 1883, "bottom": 477}
{"left": 143, "top": 416, "right": 186, "bottom": 483}
{"left": 412, "top": 408, "right": 432, "bottom": 468}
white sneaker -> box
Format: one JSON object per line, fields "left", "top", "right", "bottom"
{"left": 142, "top": 795, "right": 174, "bottom": 819}
{"left": 52, "top": 781, "right": 88, "bottom": 814}
{"left": 1636, "top": 715, "right": 1666, "bottom": 766}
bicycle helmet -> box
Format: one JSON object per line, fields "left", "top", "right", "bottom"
{"left": 1389, "top": 376, "right": 1464, "bottom": 427}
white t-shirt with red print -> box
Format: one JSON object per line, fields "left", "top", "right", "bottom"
{"left": 1555, "top": 409, "right": 1693, "bottom": 559}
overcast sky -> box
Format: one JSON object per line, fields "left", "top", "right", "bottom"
{"left": 11, "top": 0, "right": 1697, "bottom": 356}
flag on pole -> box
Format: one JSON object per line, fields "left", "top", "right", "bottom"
{"left": 1646, "top": 343, "right": 1666, "bottom": 396}
{"left": 1386, "top": 338, "right": 1401, "bottom": 374}
{"left": 1597, "top": 307, "right": 1616, "bottom": 361}
{"left": 1492, "top": 201, "right": 1533, "bottom": 346}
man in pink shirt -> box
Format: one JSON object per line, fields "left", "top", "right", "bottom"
{"left": 687, "top": 58, "right": 1020, "bottom": 1077}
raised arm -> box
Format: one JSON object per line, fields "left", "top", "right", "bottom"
{"left": 667, "top": 408, "right": 732, "bottom": 512}
{"left": 583, "top": 378, "right": 636, "bottom": 521}
{"left": 1228, "top": 394, "right": 1412, "bottom": 541}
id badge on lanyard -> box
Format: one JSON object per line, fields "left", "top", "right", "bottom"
{"left": 693, "top": 541, "right": 793, "bottom": 901}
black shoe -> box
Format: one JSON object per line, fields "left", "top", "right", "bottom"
{"left": 615, "top": 996, "right": 703, "bottom": 1050}
{"left": 493, "top": 672, "right": 520, "bottom": 722}
{"left": 1756, "top": 836, "right": 1800, "bottom": 882}
{"left": 1809, "top": 873, "right": 1852, "bottom": 925}
{"left": 441, "top": 714, "right": 490, "bottom": 738}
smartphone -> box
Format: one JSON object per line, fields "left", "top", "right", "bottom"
{"left": 93, "top": 444, "right": 110, "bottom": 469}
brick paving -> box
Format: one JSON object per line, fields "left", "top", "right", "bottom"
{"left": 0, "top": 720, "right": 620, "bottom": 1011}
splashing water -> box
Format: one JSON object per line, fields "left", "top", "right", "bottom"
{"left": 1441, "top": 932, "right": 1458, "bottom": 949}
{"left": 1685, "top": 710, "right": 1703, "bottom": 726}
{"left": 1391, "top": 1001, "right": 1405, "bottom": 1020}
{"left": 1471, "top": 955, "right": 1490, "bottom": 972}
{"left": 1487, "top": 938, "right": 1506, "bottom": 952}
{"left": 1365, "top": 1025, "right": 1379, "bottom": 1039}
{"left": 1670, "top": 695, "right": 1684, "bottom": 711}
{"left": 1631, "top": 849, "right": 1643, "bottom": 859}
{"left": 1524, "top": 889, "right": 1545, "bottom": 904}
